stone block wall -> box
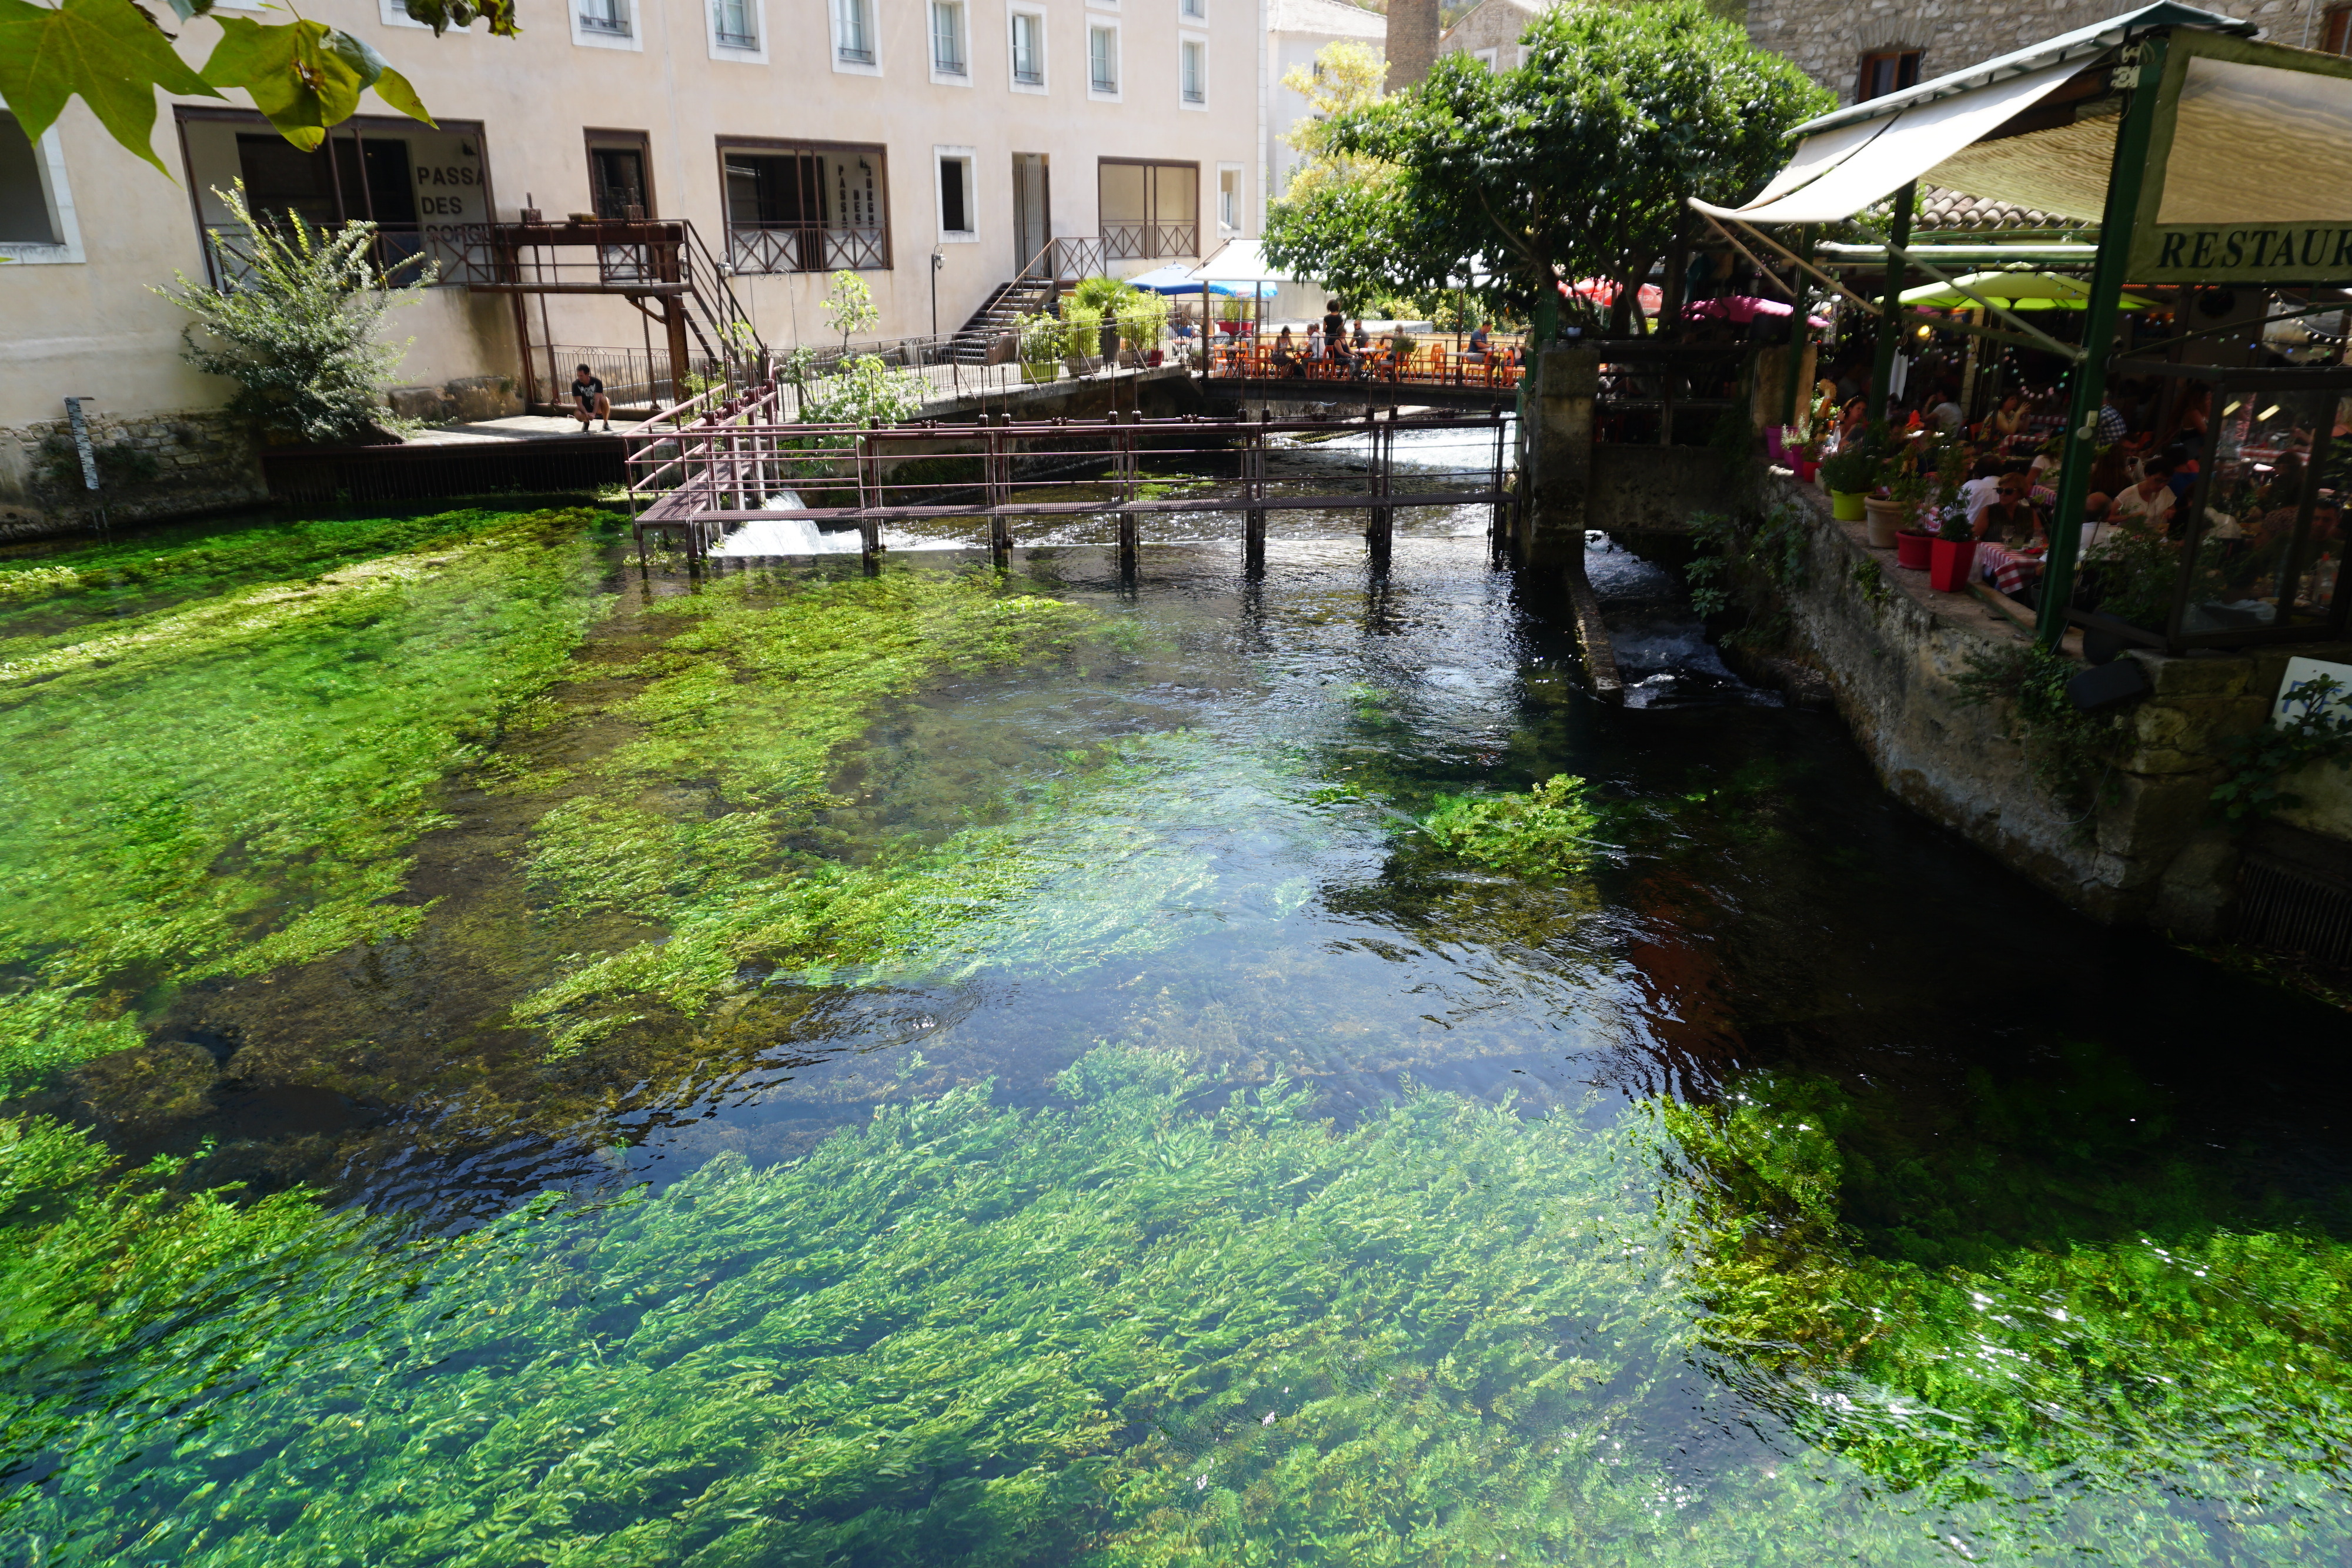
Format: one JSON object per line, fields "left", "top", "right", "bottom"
{"left": 1746, "top": 0, "right": 2327, "bottom": 108}
{"left": 1752, "top": 472, "right": 2352, "bottom": 936}
{"left": 0, "top": 410, "right": 263, "bottom": 543}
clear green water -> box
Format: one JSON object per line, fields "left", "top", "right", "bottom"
{"left": 2, "top": 450, "right": 2350, "bottom": 1565}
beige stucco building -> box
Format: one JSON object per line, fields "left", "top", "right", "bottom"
{"left": 1268, "top": 0, "right": 1386, "bottom": 195}
{"left": 0, "top": 0, "right": 1263, "bottom": 492}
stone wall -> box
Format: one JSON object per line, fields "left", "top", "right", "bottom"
{"left": 1746, "top": 472, "right": 2352, "bottom": 935}
{"left": 1746, "top": 0, "right": 2327, "bottom": 108}
{"left": 0, "top": 410, "right": 263, "bottom": 543}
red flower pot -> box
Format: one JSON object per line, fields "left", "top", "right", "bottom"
{"left": 1795, "top": 459, "right": 1820, "bottom": 484}
{"left": 1895, "top": 529, "right": 1933, "bottom": 571}
{"left": 1928, "top": 537, "right": 1978, "bottom": 593}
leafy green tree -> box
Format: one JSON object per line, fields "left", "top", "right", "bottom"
{"left": 0, "top": 0, "right": 513, "bottom": 174}
{"left": 159, "top": 181, "right": 429, "bottom": 444}
{"left": 1267, "top": 0, "right": 1828, "bottom": 335}
{"left": 821, "top": 269, "right": 881, "bottom": 355}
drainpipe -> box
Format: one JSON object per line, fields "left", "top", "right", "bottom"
{"left": 1257, "top": 0, "right": 1271, "bottom": 235}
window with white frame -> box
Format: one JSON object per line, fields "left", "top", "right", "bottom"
{"left": 1472, "top": 47, "right": 1498, "bottom": 70}
{"left": 1010, "top": 10, "right": 1044, "bottom": 86}
{"left": 1180, "top": 38, "right": 1205, "bottom": 103}
{"left": 937, "top": 148, "right": 975, "bottom": 239}
{"left": 833, "top": 0, "right": 873, "bottom": 63}
{"left": 1089, "top": 25, "right": 1118, "bottom": 93}
{"left": 578, "top": 0, "right": 629, "bottom": 36}
{"left": 711, "top": 0, "right": 757, "bottom": 48}
{"left": 0, "top": 108, "right": 81, "bottom": 261}
{"left": 930, "top": 0, "right": 966, "bottom": 74}
{"left": 1217, "top": 165, "right": 1241, "bottom": 232}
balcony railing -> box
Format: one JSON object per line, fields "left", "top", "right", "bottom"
{"left": 203, "top": 222, "right": 492, "bottom": 289}
{"left": 933, "top": 48, "right": 965, "bottom": 72}
{"left": 714, "top": 25, "right": 758, "bottom": 45}
{"left": 1013, "top": 58, "right": 1043, "bottom": 84}
{"left": 837, "top": 41, "right": 874, "bottom": 62}
{"left": 1091, "top": 68, "right": 1118, "bottom": 92}
{"left": 579, "top": 8, "right": 630, "bottom": 33}
{"left": 1100, "top": 221, "right": 1198, "bottom": 262}
{"left": 727, "top": 222, "right": 890, "bottom": 275}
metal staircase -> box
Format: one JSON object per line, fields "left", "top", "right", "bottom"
{"left": 947, "top": 273, "right": 1058, "bottom": 364}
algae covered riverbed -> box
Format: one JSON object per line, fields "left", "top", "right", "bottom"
{"left": 3, "top": 482, "right": 2351, "bottom": 1565}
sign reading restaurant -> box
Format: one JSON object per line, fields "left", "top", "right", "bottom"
{"left": 2129, "top": 34, "right": 2352, "bottom": 283}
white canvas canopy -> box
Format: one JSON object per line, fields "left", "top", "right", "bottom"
{"left": 1190, "top": 240, "right": 1301, "bottom": 285}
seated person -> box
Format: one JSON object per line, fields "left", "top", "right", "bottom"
{"left": 2110, "top": 457, "right": 2177, "bottom": 532}
{"left": 1466, "top": 321, "right": 1493, "bottom": 363}
{"left": 1972, "top": 471, "right": 2045, "bottom": 545}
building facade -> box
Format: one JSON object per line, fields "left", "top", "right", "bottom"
{"left": 1746, "top": 0, "right": 2342, "bottom": 109}
{"left": 1267, "top": 0, "right": 1386, "bottom": 195}
{"left": 0, "top": 0, "right": 1262, "bottom": 453}
{"left": 1435, "top": 0, "right": 1544, "bottom": 72}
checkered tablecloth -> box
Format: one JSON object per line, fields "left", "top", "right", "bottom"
{"left": 1975, "top": 543, "right": 2042, "bottom": 596}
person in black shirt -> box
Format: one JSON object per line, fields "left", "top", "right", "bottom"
{"left": 571, "top": 364, "right": 612, "bottom": 432}
{"left": 1321, "top": 302, "right": 1345, "bottom": 360}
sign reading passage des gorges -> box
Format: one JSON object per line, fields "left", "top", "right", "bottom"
{"left": 2131, "top": 32, "right": 2352, "bottom": 284}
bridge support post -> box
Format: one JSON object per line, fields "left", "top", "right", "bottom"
{"left": 1244, "top": 410, "right": 1268, "bottom": 578}
{"left": 1522, "top": 346, "right": 1598, "bottom": 573}
{"left": 1366, "top": 409, "right": 1392, "bottom": 576}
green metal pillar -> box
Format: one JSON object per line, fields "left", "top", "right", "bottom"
{"left": 1866, "top": 183, "right": 1916, "bottom": 423}
{"left": 2037, "top": 34, "right": 2166, "bottom": 648}
{"left": 1780, "top": 226, "right": 1815, "bottom": 427}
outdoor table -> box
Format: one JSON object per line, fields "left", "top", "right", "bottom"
{"left": 1976, "top": 542, "right": 2044, "bottom": 597}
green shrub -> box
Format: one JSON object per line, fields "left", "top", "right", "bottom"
{"left": 159, "top": 182, "right": 430, "bottom": 444}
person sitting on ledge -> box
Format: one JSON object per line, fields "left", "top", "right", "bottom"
{"left": 571, "top": 364, "right": 612, "bottom": 432}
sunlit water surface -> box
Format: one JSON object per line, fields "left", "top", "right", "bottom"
{"left": 8, "top": 426, "right": 2352, "bottom": 1564}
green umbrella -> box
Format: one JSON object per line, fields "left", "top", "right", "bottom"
{"left": 1898, "top": 271, "right": 2151, "bottom": 310}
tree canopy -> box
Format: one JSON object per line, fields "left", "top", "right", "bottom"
{"left": 1264, "top": 0, "right": 1830, "bottom": 333}
{"left": 0, "top": 0, "right": 513, "bottom": 174}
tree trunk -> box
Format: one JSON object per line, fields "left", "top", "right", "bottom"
{"left": 1385, "top": 0, "right": 1439, "bottom": 91}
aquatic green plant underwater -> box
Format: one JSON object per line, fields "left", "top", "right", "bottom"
{"left": 2, "top": 509, "right": 2350, "bottom": 1562}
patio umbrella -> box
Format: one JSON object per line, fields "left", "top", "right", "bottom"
{"left": 1567, "top": 278, "right": 1663, "bottom": 313}
{"left": 1684, "top": 294, "right": 1831, "bottom": 329}
{"left": 1898, "top": 271, "right": 2151, "bottom": 310}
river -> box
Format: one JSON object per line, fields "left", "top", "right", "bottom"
{"left": 1, "top": 426, "right": 2347, "bottom": 1564}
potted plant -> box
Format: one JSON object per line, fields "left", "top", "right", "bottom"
{"left": 1862, "top": 447, "right": 1925, "bottom": 549}
{"left": 1114, "top": 285, "right": 1171, "bottom": 369}
{"left": 1900, "top": 440, "right": 1967, "bottom": 570}
{"left": 1818, "top": 442, "right": 1876, "bottom": 522}
{"left": 1017, "top": 312, "right": 1064, "bottom": 385}
{"left": 1928, "top": 511, "right": 1979, "bottom": 593}
{"left": 1783, "top": 424, "right": 1825, "bottom": 484}
{"left": 1061, "top": 303, "right": 1104, "bottom": 376}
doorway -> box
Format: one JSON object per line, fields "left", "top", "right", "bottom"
{"left": 585, "top": 129, "right": 653, "bottom": 219}
{"left": 1012, "top": 152, "right": 1048, "bottom": 275}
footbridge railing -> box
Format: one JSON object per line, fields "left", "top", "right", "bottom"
{"left": 619, "top": 389, "right": 1514, "bottom": 576}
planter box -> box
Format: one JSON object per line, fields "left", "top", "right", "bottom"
{"left": 1863, "top": 496, "right": 1907, "bottom": 548}
{"left": 1929, "top": 537, "right": 1979, "bottom": 593}
{"left": 1895, "top": 529, "right": 1933, "bottom": 570}
{"left": 1020, "top": 362, "right": 1060, "bottom": 385}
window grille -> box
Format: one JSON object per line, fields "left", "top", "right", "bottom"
{"left": 1011, "top": 13, "right": 1043, "bottom": 83}
{"left": 1090, "top": 27, "right": 1117, "bottom": 92}
{"left": 579, "top": 0, "right": 630, "bottom": 35}
{"left": 930, "top": 1, "right": 965, "bottom": 73}
{"left": 835, "top": 0, "right": 874, "bottom": 63}
{"left": 712, "top": 0, "right": 756, "bottom": 48}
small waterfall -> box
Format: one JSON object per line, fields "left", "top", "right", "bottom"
{"left": 1584, "top": 536, "right": 1780, "bottom": 710}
